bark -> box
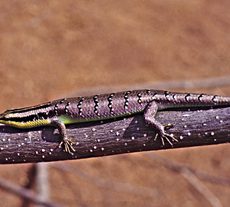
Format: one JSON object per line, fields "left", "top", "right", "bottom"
{"left": 0, "top": 107, "right": 229, "bottom": 164}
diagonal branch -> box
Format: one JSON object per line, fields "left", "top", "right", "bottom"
{"left": 0, "top": 107, "right": 229, "bottom": 164}
{"left": 181, "top": 169, "right": 223, "bottom": 207}
{"left": 53, "top": 163, "right": 158, "bottom": 198}
{"left": 0, "top": 178, "right": 61, "bottom": 207}
{"left": 144, "top": 154, "right": 230, "bottom": 186}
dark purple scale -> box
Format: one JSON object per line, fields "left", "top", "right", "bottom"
{"left": 51, "top": 90, "right": 156, "bottom": 121}
{"left": 47, "top": 89, "right": 230, "bottom": 123}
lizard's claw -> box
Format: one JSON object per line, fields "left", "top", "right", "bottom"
{"left": 59, "top": 138, "right": 76, "bottom": 154}
{"left": 154, "top": 125, "right": 178, "bottom": 146}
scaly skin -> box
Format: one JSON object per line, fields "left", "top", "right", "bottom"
{"left": 0, "top": 89, "right": 230, "bottom": 153}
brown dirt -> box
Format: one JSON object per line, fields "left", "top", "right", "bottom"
{"left": 0, "top": 0, "right": 229, "bottom": 206}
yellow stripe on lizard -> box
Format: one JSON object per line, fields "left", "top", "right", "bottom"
{"left": 0, "top": 119, "right": 50, "bottom": 128}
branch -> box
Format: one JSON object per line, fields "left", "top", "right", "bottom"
{"left": 21, "top": 164, "right": 36, "bottom": 207}
{"left": 0, "top": 178, "right": 61, "bottom": 207}
{"left": 181, "top": 169, "right": 223, "bottom": 207}
{"left": 0, "top": 107, "right": 229, "bottom": 164}
{"left": 145, "top": 154, "right": 230, "bottom": 186}
{"left": 35, "top": 163, "right": 50, "bottom": 206}
{"left": 53, "top": 163, "right": 158, "bottom": 198}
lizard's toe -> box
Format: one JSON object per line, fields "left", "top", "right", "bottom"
{"left": 59, "top": 138, "right": 76, "bottom": 154}
{"left": 154, "top": 130, "right": 178, "bottom": 146}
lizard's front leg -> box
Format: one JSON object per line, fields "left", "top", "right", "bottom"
{"left": 144, "top": 101, "right": 178, "bottom": 146}
{"left": 50, "top": 118, "right": 75, "bottom": 154}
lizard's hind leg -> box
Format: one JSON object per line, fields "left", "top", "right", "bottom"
{"left": 144, "top": 101, "right": 178, "bottom": 146}
{"left": 50, "top": 118, "right": 75, "bottom": 154}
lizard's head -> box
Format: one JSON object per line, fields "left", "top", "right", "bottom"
{"left": 0, "top": 108, "right": 50, "bottom": 128}
{"left": 0, "top": 102, "right": 54, "bottom": 128}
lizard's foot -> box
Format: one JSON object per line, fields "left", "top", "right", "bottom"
{"left": 154, "top": 125, "right": 178, "bottom": 146}
{"left": 59, "top": 137, "right": 76, "bottom": 154}
{"left": 144, "top": 101, "right": 178, "bottom": 147}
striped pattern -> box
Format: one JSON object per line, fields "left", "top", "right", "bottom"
{"left": 0, "top": 89, "right": 230, "bottom": 128}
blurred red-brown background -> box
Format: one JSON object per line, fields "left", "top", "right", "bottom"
{"left": 0, "top": 0, "right": 229, "bottom": 206}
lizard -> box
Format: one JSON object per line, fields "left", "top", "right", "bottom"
{"left": 0, "top": 89, "right": 229, "bottom": 154}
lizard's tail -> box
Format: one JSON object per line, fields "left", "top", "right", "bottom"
{"left": 155, "top": 91, "right": 230, "bottom": 107}
{"left": 174, "top": 92, "right": 230, "bottom": 106}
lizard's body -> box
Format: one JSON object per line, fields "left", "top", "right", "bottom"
{"left": 0, "top": 89, "right": 230, "bottom": 153}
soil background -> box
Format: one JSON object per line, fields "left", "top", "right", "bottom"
{"left": 0, "top": 1, "right": 229, "bottom": 206}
